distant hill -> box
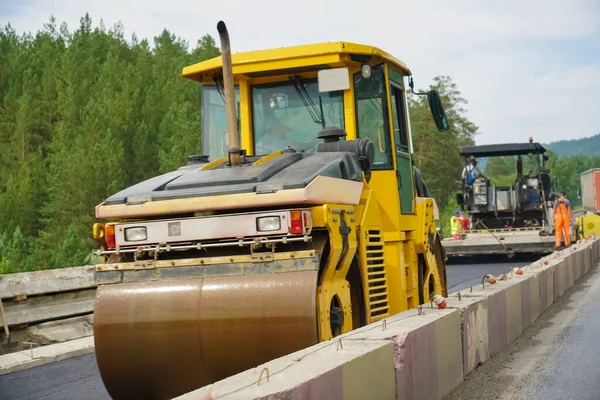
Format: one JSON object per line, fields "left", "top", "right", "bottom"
{"left": 545, "top": 133, "right": 600, "bottom": 158}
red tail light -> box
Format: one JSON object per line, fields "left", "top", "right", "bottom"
{"left": 105, "top": 225, "right": 116, "bottom": 248}
{"left": 290, "top": 210, "right": 303, "bottom": 234}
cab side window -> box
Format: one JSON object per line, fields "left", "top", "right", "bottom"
{"left": 390, "top": 83, "right": 409, "bottom": 153}
{"left": 354, "top": 65, "right": 393, "bottom": 170}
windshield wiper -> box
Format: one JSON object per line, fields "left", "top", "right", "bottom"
{"left": 213, "top": 75, "right": 226, "bottom": 103}
{"left": 290, "top": 76, "right": 325, "bottom": 129}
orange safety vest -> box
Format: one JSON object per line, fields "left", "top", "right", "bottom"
{"left": 555, "top": 202, "right": 569, "bottom": 220}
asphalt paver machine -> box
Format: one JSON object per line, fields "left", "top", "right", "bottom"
{"left": 442, "top": 139, "right": 560, "bottom": 257}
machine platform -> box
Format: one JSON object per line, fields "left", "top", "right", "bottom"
{"left": 442, "top": 227, "right": 557, "bottom": 257}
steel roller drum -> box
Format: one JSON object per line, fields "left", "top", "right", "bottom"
{"left": 94, "top": 270, "right": 319, "bottom": 400}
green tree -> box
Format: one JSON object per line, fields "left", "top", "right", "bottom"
{"left": 483, "top": 156, "right": 516, "bottom": 186}
{"left": 408, "top": 76, "right": 478, "bottom": 234}
{"left": 0, "top": 15, "right": 220, "bottom": 272}
{"left": 546, "top": 152, "right": 600, "bottom": 207}
{"left": 0, "top": 227, "right": 30, "bottom": 273}
{"left": 53, "top": 223, "right": 93, "bottom": 268}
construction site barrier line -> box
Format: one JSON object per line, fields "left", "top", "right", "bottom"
{"left": 0, "top": 238, "right": 598, "bottom": 399}
{"left": 172, "top": 238, "right": 598, "bottom": 400}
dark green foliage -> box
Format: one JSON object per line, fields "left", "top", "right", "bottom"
{"left": 545, "top": 151, "right": 600, "bottom": 207}
{"left": 0, "top": 227, "right": 30, "bottom": 274}
{"left": 546, "top": 133, "right": 600, "bottom": 158}
{"left": 0, "top": 14, "right": 219, "bottom": 273}
{"left": 407, "top": 76, "right": 478, "bottom": 236}
{"left": 5, "top": 15, "right": 591, "bottom": 272}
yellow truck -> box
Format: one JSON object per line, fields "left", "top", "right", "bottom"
{"left": 91, "top": 21, "right": 450, "bottom": 399}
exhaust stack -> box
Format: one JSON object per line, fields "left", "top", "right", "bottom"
{"left": 217, "top": 21, "right": 241, "bottom": 166}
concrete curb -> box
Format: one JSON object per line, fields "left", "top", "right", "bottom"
{"left": 174, "top": 237, "right": 599, "bottom": 400}
{"left": 0, "top": 336, "right": 94, "bottom": 375}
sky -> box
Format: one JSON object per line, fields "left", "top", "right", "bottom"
{"left": 1, "top": 0, "right": 599, "bottom": 145}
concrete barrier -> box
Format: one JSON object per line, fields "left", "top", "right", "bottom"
{"left": 3, "top": 289, "right": 95, "bottom": 326}
{"left": 175, "top": 238, "right": 599, "bottom": 400}
{"left": 445, "top": 294, "right": 488, "bottom": 378}
{"left": 175, "top": 308, "right": 462, "bottom": 400}
{"left": 0, "top": 265, "right": 96, "bottom": 299}
{"left": 0, "top": 266, "right": 96, "bottom": 329}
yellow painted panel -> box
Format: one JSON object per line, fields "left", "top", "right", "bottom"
{"left": 252, "top": 150, "right": 282, "bottom": 166}
{"left": 201, "top": 156, "right": 228, "bottom": 170}
{"left": 343, "top": 66, "right": 358, "bottom": 140}
{"left": 316, "top": 205, "right": 357, "bottom": 340}
{"left": 384, "top": 241, "right": 407, "bottom": 314}
{"left": 383, "top": 231, "right": 405, "bottom": 242}
{"left": 365, "top": 171, "right": 400, "bottom": 232}
{"left": 182, "top": 41, "right": 411, "bottom": 81}
{"left": 239, "top": 80, "right": 253, "bottom": 155}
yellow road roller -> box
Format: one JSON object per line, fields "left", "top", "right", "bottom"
{"left": 92, "top": 21, "right": 450, "bottom": 400}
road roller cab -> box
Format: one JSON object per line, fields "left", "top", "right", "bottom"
{"left": 92, "top": 22, "right": 450, "bottom": 400}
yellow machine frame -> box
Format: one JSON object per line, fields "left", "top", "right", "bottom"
{"left": 91, "top": 34, "right": 449, "bottom": 399}
{"left": 93, "top": 41, "right": 447, "bottom": 343}
{"left": 180, "top": 42, "right": 446, "bottom": 339}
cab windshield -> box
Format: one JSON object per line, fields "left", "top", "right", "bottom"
{"left": 252, "top": 78, "right": 344, "bottom": 155}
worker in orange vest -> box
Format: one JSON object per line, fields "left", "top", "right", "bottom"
{"left": 554, "top": 192, "right": 573, "bottom": 248}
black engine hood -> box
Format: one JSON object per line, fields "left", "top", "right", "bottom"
{"left": 103, "top": 150, "right": 364, "bottom": 206}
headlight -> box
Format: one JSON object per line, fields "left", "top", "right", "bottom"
{"left": 125, "top": 226, "right": 147, "bottom": 241}
{"left": 257, "top": 216, "right": 281, "bottom": 232}
{"left": 168, "top": 222, "right": 181, "bottom": 237}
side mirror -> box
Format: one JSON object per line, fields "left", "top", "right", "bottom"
{"left": 427, "top": 90, "right": 449, "bottom": 132}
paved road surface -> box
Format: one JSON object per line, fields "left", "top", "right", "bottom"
{"left": 0, "top": 352, "right": 109, "bottom": 400}
{"left": 447, "top": 260, "right": 600, "bottom": 400}
{"left": 446, "top": 255, "right": 533, "bottom": 292}
{"left": 0, "top": 257, "right": 534, "bottom": 400}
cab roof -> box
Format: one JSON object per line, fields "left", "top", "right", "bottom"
{"left": 459, "top": 142, "right": 548, "bottom": 158}
{"left": 181, "top": 41, "right": 412, "bottom": 82}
